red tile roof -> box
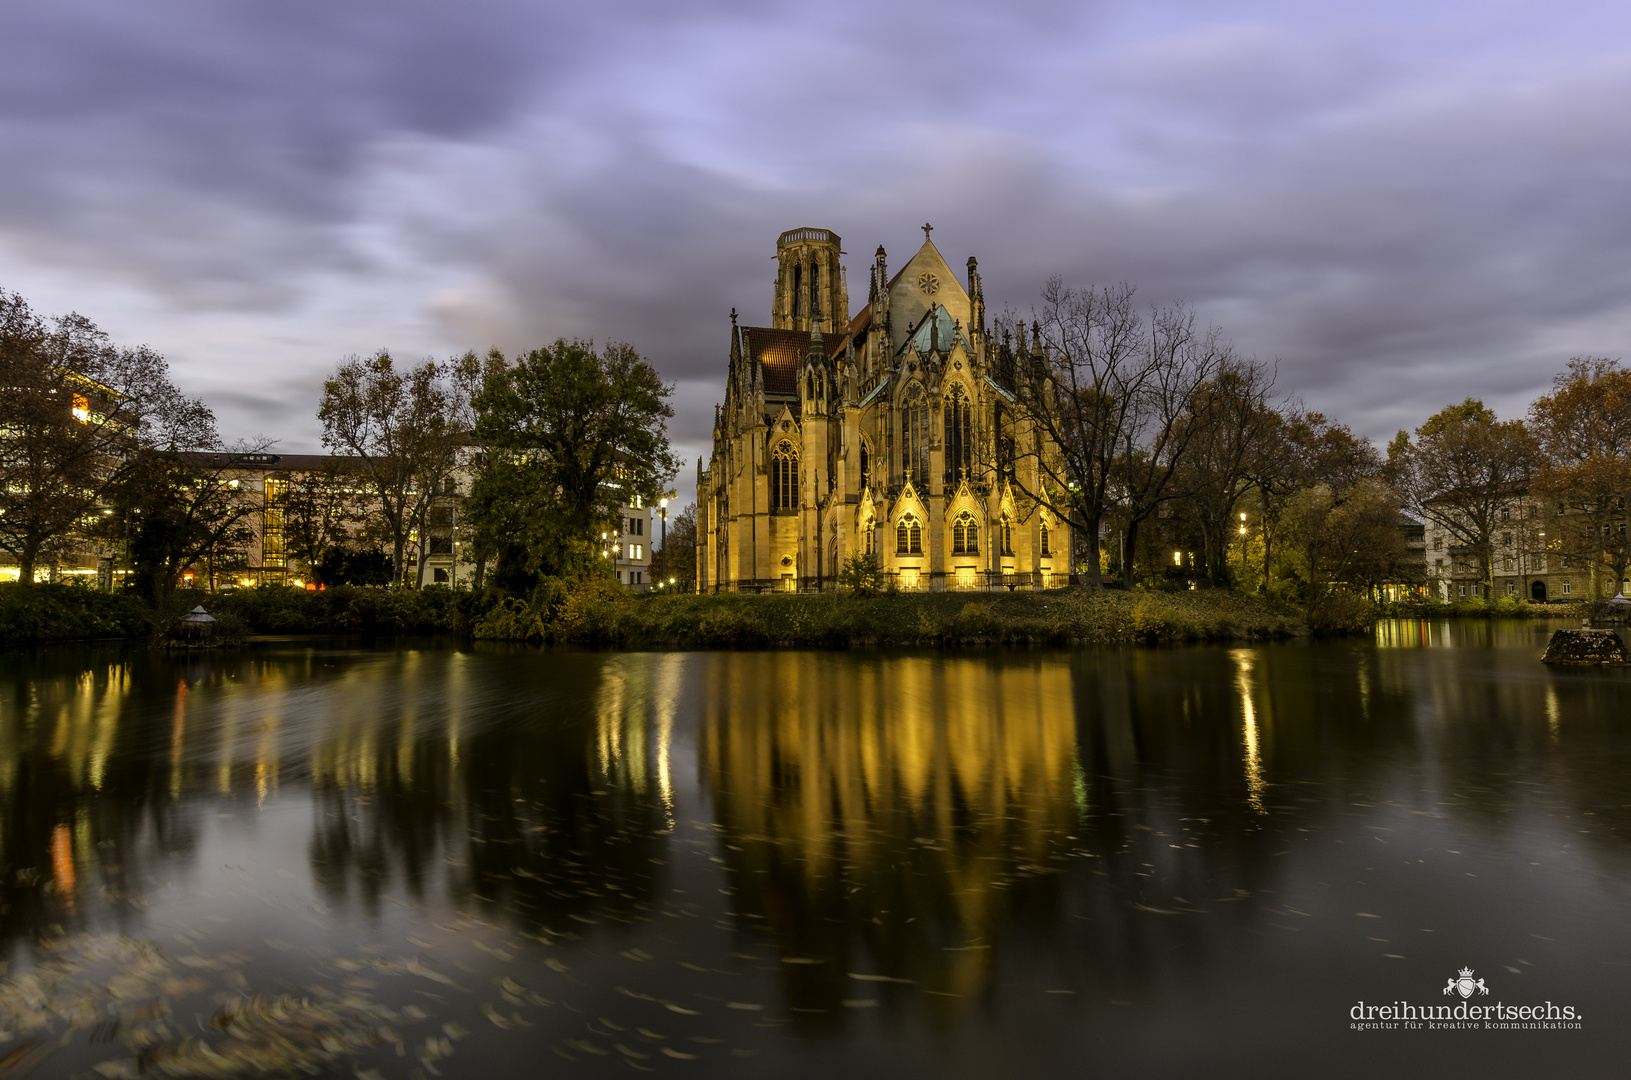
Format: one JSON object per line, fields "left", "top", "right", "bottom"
{"left": 740, "top": 327, "right": 840, "bottom": 397}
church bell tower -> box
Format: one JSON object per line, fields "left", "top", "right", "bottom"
{"left": 772, "top": 227, "right": 848, "bottom": 334}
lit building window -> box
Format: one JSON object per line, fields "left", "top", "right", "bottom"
{"left": 945, "top": 384, "right": 972, "bottom": 483}
{"left": 896, "top": 515, "right": 922, "bottom": 554}
{"left": 771, "top": 440, "right": 799, "bottom": 510}
{"left": 902, "top": 385, "right": 929, "bottom": 489}
{"left": 952, "top": 511, "right": 978, "bottom": 554}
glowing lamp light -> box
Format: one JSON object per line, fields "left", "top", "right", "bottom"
{"left": 1173, "top": 551, "right": 1182, "bottom": 565}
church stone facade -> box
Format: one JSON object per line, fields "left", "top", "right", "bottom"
{"left": 696, "top": 226, "right": 1071, "bottom": 593}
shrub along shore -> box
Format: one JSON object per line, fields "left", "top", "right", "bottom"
{"left": 0, "top": 581, "right": 1588, "bottom": 653}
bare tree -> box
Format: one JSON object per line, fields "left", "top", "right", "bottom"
{"left": 106, "top": 436, "right": 275, "bottom": 603}
{"left": 1005, "top": 280, "right": 1232, "bottom": 590}
{"left": 317, "top": 351, "right": 477, "bottom": 586}
{"left": 283, "top": 459, "right": 365, "bottom": 585}
{"left": 657, "top": 502, "right": 697, "bottom": 591}
{"left": 1170, "top": 358, "right": 1277, "bottom": 584}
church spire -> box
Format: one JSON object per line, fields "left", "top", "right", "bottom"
{"left": 966, "top": 256, "right": 985, "bottom": 344}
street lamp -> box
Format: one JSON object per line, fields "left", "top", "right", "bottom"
{"left": 1238, "top": 512, "right": 1248, "bottom": 579}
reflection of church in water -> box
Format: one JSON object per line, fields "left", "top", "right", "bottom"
{"left": 697, "top": 225, "right": 1071, "bottom": 592}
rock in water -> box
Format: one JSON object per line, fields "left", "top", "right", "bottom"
{"left": 1541, "top": 628, "right": 1631, "bottom": 666}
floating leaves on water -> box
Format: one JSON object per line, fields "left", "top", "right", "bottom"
{"left": 472, "top": 941, "right": 514, "bottom": 962}
{"left": 405, "top": 959, "right": 460, "bottom": 987}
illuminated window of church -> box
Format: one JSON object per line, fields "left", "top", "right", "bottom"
{"left": 1001, "top": 518, "right": 1013, "bottom": 556}
{"left": 1041, "top": 524, "right": 1051, "bottom": 556}
{"left": 792, "top": 264, "right": 802, "bottom": 321}
{"left": 771, "top": 440, "right": 799, "bottom": 510}
{"left": 945, "top": 384, "right": 972, "bottom": 483}
{"left": 953, "top": 511, "right": 978, "bottom": 554}
{"left": 859, "top": 442, "right": 871, "bottom": 489}
{"left": 903, "top": 385, "right": 929, "bottom": 489}
{"left": 810, "top": 263, "right": 821, "bottom": 322}
{"left": 897, "top": 515, "right": 922, "bottom": 554}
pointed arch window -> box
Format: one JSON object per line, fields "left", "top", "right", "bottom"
{"left": 945, "top": 384, "right": 972, "bottom": 484}
{"left": 810, "top": 262, "right": 821, "bottom": 323}
{"left": 896, "top": 514, "right": 923, "bottom": 554}
{"left": 859, "top": 441, "right": 871, "bottom": 490}
{"left": 792, "top": 264, "right": 802, "bottom": 322}
{"left": 771, "top": 439, "right": 799, "bottom": 510}
{"left": 953, "top": 511, "right": 979, "bottom": 555}
{"left": 902, "top": 385, "right": 929, "bottom": 489}
{"left": 1000, "top": 517, "right": 1014, "bottom": 556}
{"left": 1040, "top": 523, "right": 1051, "bottom": 556}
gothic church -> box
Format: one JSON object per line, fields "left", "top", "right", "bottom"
{"left": 696, "top": 226, "right": 1070, "bottom": 592}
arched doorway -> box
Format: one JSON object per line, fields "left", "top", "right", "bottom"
{"left": 1530, "top": 580, "right": 1547, "bottom": 602}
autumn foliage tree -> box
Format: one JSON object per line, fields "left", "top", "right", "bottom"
{"left": 1528, "top": 357, "right": 1631, "bottom": 593}
{"left": 1389, "top": 399, "right": 1538, "bottom": 598}
{"left": 0, "top": 288, "right": 212, "bottom": 584}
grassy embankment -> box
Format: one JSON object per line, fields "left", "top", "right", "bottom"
{"left": 0, "top": 583, "right": 149, "bottom": 649}
{"left": 1377, "top": 596, "right": 1581, "bottom": 619}
{"left": 5, "top": 580, "right": 1585, "bottom": 652}
{"left": 0, "top": 581, "right": 1303, "bottom": 649}
{"left": 472, "top": 584, "right": 1302, "bottom": 648}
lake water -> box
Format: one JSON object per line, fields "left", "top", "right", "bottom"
{"left": 0, "top": 621, "right": 1626, "bottom": 1078}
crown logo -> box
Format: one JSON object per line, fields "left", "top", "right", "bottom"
{"left": 1445, "top": 967, "right": 1489, "bottom": 999}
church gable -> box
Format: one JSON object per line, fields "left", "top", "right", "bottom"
{"left": 887, "top": 238, "right": 970, "bottom": 347}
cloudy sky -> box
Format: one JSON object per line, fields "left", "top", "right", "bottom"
{"left": 4, "top": 0, "right": 1630, "bottom": 501}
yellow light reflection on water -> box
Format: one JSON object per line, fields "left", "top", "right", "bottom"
{"left": 1232, "top": 650, "right": 1266, "bottom": 815}
{"left": 698, "top": 653, "right": 1079, "bottom": 1002}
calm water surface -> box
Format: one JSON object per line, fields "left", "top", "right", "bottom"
{"left": 0, "top": 621, "right": 1627, "bottom": 1079}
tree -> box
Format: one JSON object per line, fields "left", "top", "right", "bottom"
{"left": 468, "top": 339, "right": 677, "bottom": 587}
{"left": 112, "top": 441, "right": 272, "bottom": 604}
{"left": 282, "top": 459, "right": 364, "bottom": 585}
{"left": 1280, "top": 477, "right": 1407, "bottom": 628}
{"left": 656, "top": 502, "right": 697, "bottom": 591}
{"left": 1528, "top": 357, "right": 1631, "bottom": 596}
{"left": 1389, "top": 399, "right": 1539, "bottom": 598}
{"left": 1246, "top": 409, "right": 1388, "bottom": 595}
{"left": 0, "top": 288, "right": 211, "bottom": 583}
{"left": 317, "top": 351, "right": 478, "bottom": 587}
{"left": 1169, "top": 358, "right": 1277, "bottom": 585}
{"left": 1008, "top": 280, "right": 1233, "bottom": 590}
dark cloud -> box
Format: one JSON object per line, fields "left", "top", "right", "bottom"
{"left": 3, "top": 0, "right": 1631, "bottom": 498}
